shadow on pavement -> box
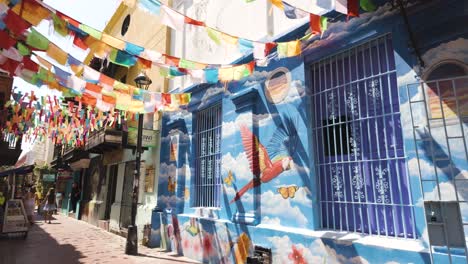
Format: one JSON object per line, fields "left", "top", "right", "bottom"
{"left": 0, "top": 215, "right": 83, "bottom": 264}
{"left": 138, "top": 253, "right": 200, "bottom": 263}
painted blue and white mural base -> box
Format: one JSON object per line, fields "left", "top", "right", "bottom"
{"left": 152, "top": 1, "right": 468, "bottom": 263}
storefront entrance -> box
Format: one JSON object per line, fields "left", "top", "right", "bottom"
{"left": 119, "top": 161, "right": 135, "bottom": 229}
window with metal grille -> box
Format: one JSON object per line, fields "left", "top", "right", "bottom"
{"left": 310, "top": 34, "right": 417, "bottom": 238}
{"left": 193, "top": 103, "right": 222, "bottom": 208}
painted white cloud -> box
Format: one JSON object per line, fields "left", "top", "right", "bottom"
{"left": 304, "top": 3, "right": 398, "bottom": 52}
{"left": 261, "top": 190, "right": 309, "bottom": 227}
{"left": 242, "top": 70, "right": 270, "bottom": 87}
{"left": 291, "top": 186, "right": 313, "bottom": 207}
{"left": 261, "top": 216, "right": 281, "bottom": 225}
{"left": 222, "top": 152, "right": 254, "bottom": 181}
{"left": 407, "top": 157, "right": 435, "bottom": 179}
{"left": 159, "top": 162, "right": 177, "bottom": 183}
{"left": 398, "top": 69, "right": 419, "bottom": 86}
{"left": 399, "top": 93, "right": 427, "bottom": 137}
{"left": 276, "top": 79, "right": 307, "bottom": 105}
{"left": 267, "top": 236, "right": 318, "bottom": 264}
{"left": 198, "top": 87, "right": 224, "bottom": 109}
{"left": 158, "top": 194, "right": 184, "bottom": 208}
{"left": 222, "top": 112, "right": 275, "bottom": 137}
{"left": 418, "top": 170, "right": 468, "bottom": 203}
{"left": 267, "top": 236, "right": 371, "bottom": 264}
{"left": 223, "top": 185, "right": 237, "bottom": 198}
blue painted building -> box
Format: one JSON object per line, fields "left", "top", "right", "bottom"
{"left": 152, "top": 1, "right": 468, "bottom": 263}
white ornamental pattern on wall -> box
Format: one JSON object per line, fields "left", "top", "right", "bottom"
{"left": 351, "top": 165, "right": 365, "bottom": 200}
{"left": 368, "top": 79, "right": 381, "bottom": 99}
{"left": 331, "top": 166, "right": 344, "bottom": 199}
{"left": 327, "top": 91, "right": 339, "bottom": 120}
{"left": 375, "top": 165, "right": 390, "bottom": 203}
{"left": 346, "top": 88, "right": 359, "bottom": 117}
{"left": 349, "top": 124, "right": 361, "bottom": 157}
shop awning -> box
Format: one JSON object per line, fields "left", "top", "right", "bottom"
{"left": 0, "top": 165, "right": 34, "bottom": 177}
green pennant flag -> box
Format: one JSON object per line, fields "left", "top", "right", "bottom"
{"left": 26, "top": 28, "right": 50, "bottom": 51}
{"left": 79, "top": 24, "right": 103, "bottom": 40}
{"left": 17, "top": 43, "right": 31, "bottom": 56}
{"left": 159, "top": 67, "right": 169, "bottom": 77}
{"left": 179, "top": 59, "right": 196, "bottom": 69}
{"left": 52, "top": 14, "right": 69, "bottom": 37}
{"left": 277, "top": 42, "right": 288, "bottom": 58}
{"left": 206, "top": 28, "right": 221, "bottom": 45}
{"left": 320, "top": 16, "right": 328, "bottom": 32}
{"left": 360, "top": 0, "right": 376, "bottom": 12}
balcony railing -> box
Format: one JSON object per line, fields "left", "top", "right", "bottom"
{"left": 84, "top": 127, "right": 123, "bottom": 153}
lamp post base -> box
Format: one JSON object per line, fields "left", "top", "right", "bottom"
{"left": 125, "top": 225, "right": 138, "bottom": 255}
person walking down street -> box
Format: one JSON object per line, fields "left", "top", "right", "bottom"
{"left": 0, "top": 191, "right": 5, "bottom": 207}
{"left": 0, "top": 191, "right": 5, "bottom": 231}
{"left": 23, "top": 187, "right": 36, "bottom": 225}
{"left": 55, "top": 192, "right": 63, "bottom": 215}
{"left": 69, "top": 182, "right": 80, "bottom": 213}
{"left": 43, "top": 188, "right": 57, "bottom": 224}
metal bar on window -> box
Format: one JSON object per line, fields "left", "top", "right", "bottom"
{"left": 312, "top": 34, "right": 413, "bottom": 238}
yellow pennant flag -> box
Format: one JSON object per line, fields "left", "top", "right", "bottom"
{"left": 46, "top": 43, "right": 68, "bottom": 65}
{"left": 12, "top": 1, "right": 50, "bottom": 26}
{"left": 287, "top": 40, "right": 301, "bottom": 57}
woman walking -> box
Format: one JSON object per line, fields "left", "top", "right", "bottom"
{"left": 43, "top": 188, "right": 56, "bottom": 224}
{"left": 23, "top": 187, "right": 36, "bottom": 225}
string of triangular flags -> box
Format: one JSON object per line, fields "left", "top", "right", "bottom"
{"left": 248, "top": 0, "right": 376, "bottom": 19}
{"left": 1, "top": 91, "right": 160, "bottom": 148}
{"left": 1, "top": 31, "right": 192, "bottom": 115}
{"left": 0, "top": 3, "right": 195, "bottom": 114}
{"left": 1, "top": 0, "right": 371, "bottom": 82}
{"left": 0, "top": 0, "right": 261, "bottom": 84}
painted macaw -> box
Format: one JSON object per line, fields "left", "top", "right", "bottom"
{"left": 230, "top": 123, "right": 296, "bottom": 203}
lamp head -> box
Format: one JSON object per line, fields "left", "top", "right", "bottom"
{"left": 134, "top": 72, "right": 152, "bottom": 90}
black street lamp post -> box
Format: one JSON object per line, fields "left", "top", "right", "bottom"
{"left": 125, "top": 72, "right": 152, "bottom": 255}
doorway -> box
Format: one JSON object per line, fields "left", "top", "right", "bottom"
{"left": 119, "top": 161, "right": 135, "bottom": 229}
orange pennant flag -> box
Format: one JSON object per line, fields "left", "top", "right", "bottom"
{"left": 46, "top": 43, "right": 68, "bottom": 65}
{"left": 12, "top": 0, "right": 50, "bottom": 26}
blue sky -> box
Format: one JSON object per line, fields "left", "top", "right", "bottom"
{"left": 13, "top": 0, "right": 119, "bottom": 97}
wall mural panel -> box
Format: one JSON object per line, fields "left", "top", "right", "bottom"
{"left": 154, "top": 1, "right": 467, "bottom": 263}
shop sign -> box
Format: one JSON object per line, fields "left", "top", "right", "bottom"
{"left": 2, "top": 199, "right": 28, "bottom": 233}
{"left": 127, "top": 128, "right": 159, "bottom": 148}
{"left": 145, "top": 165, "right": 155, "bottom": 193}
{"left": 57, "top": 170, "right": 72, "bottom": 180}
{"left": 43, "top": 174, "right": 56, "bottom": 182}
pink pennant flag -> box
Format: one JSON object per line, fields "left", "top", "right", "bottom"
{"left": 160, "top": 6, "right": 185, "bottom": 31}
{"left": 253, "top": 43, "right": 267, "bottom": 60}
{"left": 189, "top": 69, "right": 205, "bottom": 83}
{"left": 83, "top": 66, "right": 101, "bottom": 82}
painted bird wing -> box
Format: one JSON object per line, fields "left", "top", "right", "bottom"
{"left": 267, "top": 115, "right": 298, "bottom": 161}
{"left": 240, "top": 125, "right": 272, "bottom": 176}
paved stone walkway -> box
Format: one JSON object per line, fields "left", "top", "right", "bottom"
{"left": 0, "top": 214, "right": 199, "bottom": 264}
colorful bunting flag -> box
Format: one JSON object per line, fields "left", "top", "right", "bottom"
{"left": 283, "top": 1, "right": 308, "bottom": 19}
{"left": 160, "top": 5, "right": 185, "bottom": 31}
{"left": 26, "top": 28, "right": 49, "bottom": 51}
{"left": 4, "top": 9, "right": 30, "bottom": 35}
{"left": 139, "top": 0, "right": 161, "bottom": 14}
{"left": 335, "top": 0, "right": 359, "bottom": 17}
{"left": 11, "top": 0, "right": 49, "bottom": 26}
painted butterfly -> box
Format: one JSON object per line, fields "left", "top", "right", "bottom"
{"left": 185, "top": 218, "right": 199, "bottom": 236}
{"left": 277, "top": 185, "right": 299, "bottom": 199}
{"left": 224, "top": 170, "right": 234, "bottom": 186}
{"left": 168, "top": 176, "right": 176, "bottom": 193}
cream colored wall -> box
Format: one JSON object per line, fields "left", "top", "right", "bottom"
{"left": 104, "top": 1, "right": 171, "bottom": 92}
